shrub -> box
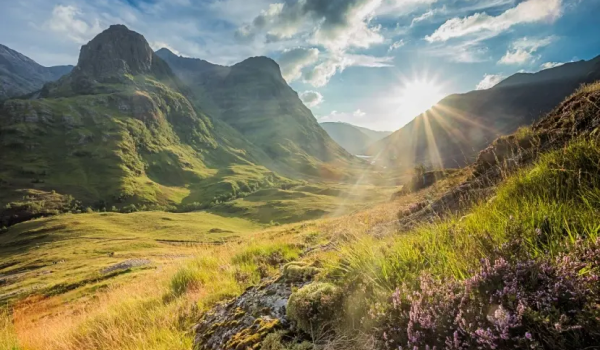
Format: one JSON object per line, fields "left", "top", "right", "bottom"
{"left": 287, "top": 282, "right": 343, "bottom": 336}
{"left": 375, "top": 238, "right": 600, "bottom": 350}
{"left": 169, "top": 267, "right": 200, "bottom": 297}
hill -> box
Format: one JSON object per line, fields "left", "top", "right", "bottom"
{"left": 0, "top": 25, "right": 299, "bottom": 226}
{"left": 156, "top": 49, "right": 357, "bottom": 177}
{"left": 0, "top": 44, "right": 72, "bottom": 100}
{"left": 367, "top": 55, "right": 600, "bottom": 168}
{"left": 3, "top": 82, "right": 599, "bottom": 350}
{"left": 320, "top": 122, "right": 391, "bottom": 154}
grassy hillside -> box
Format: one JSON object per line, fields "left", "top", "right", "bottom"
{"left": 367, "top": 55, "right": 600, "bottom": 169}
{"left": 156, "top": 49, "right": 359, "bottom": 178}
{"left": 0, "top": 165, "right": 463, "bottom": 350}
{"left": 0, "top": 26, "right": 303, "bottom": 227}
{"left": 0, "top": 82, "right": 591, "bottom": 350}
{"left": 320, "top": 122, "right": 391, "bottom": 155}
{"left": 3, "top": 28, "right": 599, "bottom": 350}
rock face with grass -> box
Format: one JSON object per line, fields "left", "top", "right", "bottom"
{"left": 0, "top": 44, "right": 72, "bottom": 100}
{"left": 0, "top": 25, "right": 295, "bottom": 226}
{"left": 156, "top": 48, "right": 357, "bottom": 178}
{"left": 193, "top": 275, "right": 309, "bottom": 350}
{"left": 76, "top": 25, "right": 155, "bottom": 81}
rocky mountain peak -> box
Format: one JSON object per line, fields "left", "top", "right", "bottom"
{"left": 233, "top": 56, "right": 283, "bottom": 80}
{"left": 74, "top": 24, "right": 155, "bottom": 82}
{"left": 155, "top": 48, "right": 177, "bottom": 58}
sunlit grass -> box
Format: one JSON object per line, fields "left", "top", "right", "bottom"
{"left": 328, "top": 138, "right": 600, "bottom": 297}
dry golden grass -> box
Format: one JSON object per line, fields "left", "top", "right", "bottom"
{"left": 0, "top": 169, "right": 468, "bottom": 350}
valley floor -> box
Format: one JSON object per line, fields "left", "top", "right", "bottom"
{"left": 3, "top": 84, "right": 600, "bottom": 350}
{"left": 0, "top": 179, "right": 424, "bottom": 350}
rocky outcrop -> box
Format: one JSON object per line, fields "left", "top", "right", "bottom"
{"left": 193, "top": 276, "right": 307, "bottom": 350}
{"left": 64, "top": 25, "right": 173, "bottom": 92}
{"left": 74, "top": 24, "right": 154, "bottom": 82}
{"left": 193, "top": 262, "right": 321, "bottom": 350}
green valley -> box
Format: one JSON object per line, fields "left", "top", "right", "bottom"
{"left": 1, "top": 10, "right": 600, "bottom": 350}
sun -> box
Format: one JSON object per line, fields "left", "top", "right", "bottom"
{"left": 398, "top": 78, "right": 444, "bottom": 123}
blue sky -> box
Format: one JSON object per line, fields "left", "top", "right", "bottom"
{"left": 1, "top": 0, "right": 599, "bottom": 131}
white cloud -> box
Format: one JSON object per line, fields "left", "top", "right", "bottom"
{"left": 499, "top": 36, "right": 555, "bottom": 65}
{"left": 45, "top": 5, "right": 102, "bottom": 44}
{"left": 345, "top": 54, "right": 395, "bottom": 67}
{"left": 426, "top": 0, "right": 563, "bottom": 42}
{"left": 476, "top": 74, "right": 505, "bottom": 90}
{"left": 411, "top": 9, "right": 435, "bottom": 26}
{"left": 499, "top": 50, "right": 533, "bottom": 65}
{"left": 299, "top": 90, "right": 324, "bottom": 107}
{"left": 353, "top": 109, "right": 366, "bottom": 117}
{"left": 303, "top": 53, "right": 393, "bottom": 87}
{"left": 424, "top": 37, "right": 490, "bottom": 63}
{"left": 277, "top": 47, "right": 320, "bottom": 82}
{"left": 377, "top": 0, "right": 439, "bottom": 16}
{"left": 389, "top": 39, "right": 405, "bottom": 51}
{"left": 236, "top": 0, "right": 385, "bottom": 51}
{"left": 540, "top": 61, "right": 565, "bottom": 70}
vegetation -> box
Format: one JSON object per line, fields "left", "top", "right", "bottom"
{"left": 2, "top": 24, "right": 600, "bottom": 350}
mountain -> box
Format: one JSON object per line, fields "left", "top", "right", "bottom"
{"left": 367, "top": 55, "right": 600, "bottom": 168}
{"left": 156, "top": 48, "right": 356, "bottom": 177}
{"left": 0, "top": 25, "right": 297, "bottom": 226}
{"left": 0, "top": 44, "right": 73, "bottom": 100}
{"left": 320, "top": 122, "right": 391, "bottom": 154}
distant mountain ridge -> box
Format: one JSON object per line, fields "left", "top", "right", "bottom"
{"left": 367, "top": 54, "right": 600, "bottom": 168}
{"left": 156, "top": 48, "right": 356, "bottom": 177}
{"left": 0, "top": 44, "right": 72, "bottom": 100}
{"left": 320, "top": 122, "right": 391, "bottom": 154}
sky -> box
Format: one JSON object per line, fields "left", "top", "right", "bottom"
{"left": 1, "top": 0, "right": 599, "bottom": 131}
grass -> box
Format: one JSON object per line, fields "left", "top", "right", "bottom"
{"left": 211, "top": 182, "right": 399, "bottom": 224}
{"left": 0, "top": 211, "right": 262, "bottom": 305}
{"left": 3, "top": 231, "right": 304, "bottom": 350}
{"left": 4, "top": 85, "right": 598, "bottom": 350}
{"left": 0, "top": 166, "right": 457, "bottom": 350}
{"left": 330, "top": 138, "right": 600, "bottom": 289}
{"left": 317, "top": 138, "right": 600, "bottom": 348}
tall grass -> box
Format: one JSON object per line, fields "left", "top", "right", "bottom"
{"left": 330, "top": 138, "right": 600, "bottom": 293}
{"left": 0, "top": 310, "right": 20, "bottom": 350}
{"left": 5, "top": 234, "right": 305, "bottom": 350}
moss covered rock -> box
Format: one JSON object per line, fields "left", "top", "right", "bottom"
{"left": 286, "top": 282, "right": 343, "bottom": 335}
{"left": 282, "top": 262, "right": 320, "bottom": 283}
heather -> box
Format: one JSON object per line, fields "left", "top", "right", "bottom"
{"left": 324, "top": 138, "right": 600, "bottom": 348}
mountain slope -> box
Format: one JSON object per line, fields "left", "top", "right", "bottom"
{"left": 320, "top": 122, "right": 391, "bottom": 154}
{"left": 156, "top": 49, "right": 357, "bottom": 177}
{"left": 0, "top": 44, "right": 73, "bottom": 100}
{"left": 367, "top": 55, "right": 600, "bottom": 168}
{"left": 0, "top": 25, "right": 294, "bottom": 226}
